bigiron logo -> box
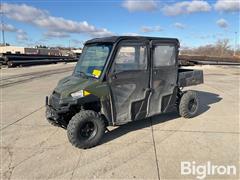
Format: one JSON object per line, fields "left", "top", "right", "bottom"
{"left": 181, "top": 161, "right": 237, "bottom": 179}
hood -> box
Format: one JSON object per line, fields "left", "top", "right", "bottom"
{"left": 54, "top": 75, "right": 97, "bottom": 98}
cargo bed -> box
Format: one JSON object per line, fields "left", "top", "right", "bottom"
{"left": 178, "top": 69, "right": 203, "bottom": 87}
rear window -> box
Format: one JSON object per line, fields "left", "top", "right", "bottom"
{"left": 153, "top": 45, "right": 176, "bottom": 67}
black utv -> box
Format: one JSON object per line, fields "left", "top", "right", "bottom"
{"left": 46, "top": 36, "right": 203, "bottom": 149}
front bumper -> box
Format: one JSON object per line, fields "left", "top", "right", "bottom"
{"left": 45, "top": 95, "right": 76, "bottom": 127}
{"left": 46, "top": 105, "right": 59, "bottom": 121}
{"left": 46, "top": 105, "right": 67, "bottom": 127}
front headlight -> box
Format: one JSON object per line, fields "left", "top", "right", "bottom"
{"left": 71, "top": 90, "right": 91, "bottom": 99}
{"left": 71, "top": 90, "right": 84, "bottom": 98}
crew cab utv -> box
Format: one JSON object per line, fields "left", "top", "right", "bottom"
{"left": 46, "top": 36, "right": 203, "bottom": 149}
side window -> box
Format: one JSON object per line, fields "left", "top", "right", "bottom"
{"left": 153, "top": 45, "right": 176, "bottom": 67}
{"left": 114, "top": 45, "right": 147, "bottom": 72}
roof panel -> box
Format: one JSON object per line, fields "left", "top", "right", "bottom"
{"left": 85, "top": 36, "right": 179, "bottom": 44}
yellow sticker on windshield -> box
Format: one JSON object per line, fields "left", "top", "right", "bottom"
{"left": 92, "top": 69, "right": 101, "bottom": 78}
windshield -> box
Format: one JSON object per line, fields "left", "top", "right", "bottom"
{"left": 74, "top": 43, "right": 112, "bottom": 78}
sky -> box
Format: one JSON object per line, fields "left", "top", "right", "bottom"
{"left": 0, "top": 0, "right": 239, "bottom": 48}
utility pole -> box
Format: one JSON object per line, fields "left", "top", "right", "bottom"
{"left": 0, "top": 2, "right": 5, "bottom": 46}
{"left": 234, "top": 31, "right": 237, "bottom": 57}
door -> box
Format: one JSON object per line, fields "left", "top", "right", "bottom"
{"left": 148, "top": 41, "right": 178, "bottom": 117}
{"left": 108, "top": 40, "right": 150, "bottom": 124}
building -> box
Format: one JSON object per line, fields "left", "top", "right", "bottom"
{"left": 71, "top": 49, "right": 82, "bottom": 54}
{"left": 0, "top": 46, "right": 62, "bottom": 56}
{"left": 0, "top": 45, "right": 83, "bottom": 57}
{"left": 71, "top": 49, "right": 82, "bottom": 58}
{"left": 0, "top": 46, "right": 25, "bottom": 54}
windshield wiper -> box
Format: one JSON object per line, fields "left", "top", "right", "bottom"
{"left": 75, "top": 71, "right": 88, "bottom": 78}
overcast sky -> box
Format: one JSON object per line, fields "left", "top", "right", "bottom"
{"left": 0, "top": 0, "right": 239, "bottom": 48}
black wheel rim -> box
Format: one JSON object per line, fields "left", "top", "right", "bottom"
{"left": 188, "top": 98, "right": 197, "bottom": 113}
{"left": 79, "top": 121, "right": 97, "bottom": 139}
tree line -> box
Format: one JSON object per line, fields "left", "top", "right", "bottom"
{"left": 181, "top": 39, "right": 240, "bottom": 57}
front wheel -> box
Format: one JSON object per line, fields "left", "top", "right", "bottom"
{"left": 179, "top": 91, "right": 199, "bottom": 118}
{"left": 67, "top": 110, "right": 105, "bottom": 149}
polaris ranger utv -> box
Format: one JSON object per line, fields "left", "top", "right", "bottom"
{"left": 46, "top": 36, "right": 203, "bottom": 149}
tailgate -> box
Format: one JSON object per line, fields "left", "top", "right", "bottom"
{"left": 178, "top": 69, "right": 203, "bottom": 87}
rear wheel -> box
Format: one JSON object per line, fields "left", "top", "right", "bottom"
{"left": 179, "top": 91, "right": 199, "bottom": 118}
{"left": 67, "top": 110, "right": 105, "bottom": 149}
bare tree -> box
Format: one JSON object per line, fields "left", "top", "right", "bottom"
{"left": 216, "top": 39, "right": 231, "bottom": 56}
{"left": 181, "top": 39, "right": 235, "bottom": 57}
